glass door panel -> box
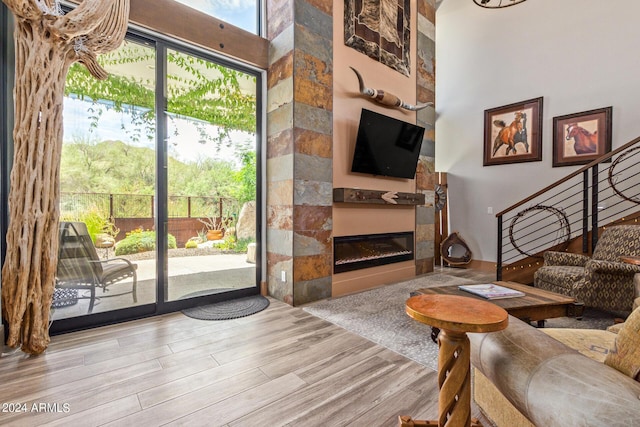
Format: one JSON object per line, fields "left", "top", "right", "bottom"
{"left": 165, "top": 48, "right": 258, "bottom": 302}
{"left": 55, "top": 39, "right": 157, "bottom": 320}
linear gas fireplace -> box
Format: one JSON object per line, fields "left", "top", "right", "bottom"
{"left": 334, "top": 232, "right": 414, "bottom": 273}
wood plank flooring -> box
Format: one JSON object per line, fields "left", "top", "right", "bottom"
{"left": 0, "top": 296, "right": 491, "bottom": 426}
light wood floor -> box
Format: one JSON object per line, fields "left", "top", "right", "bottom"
{"left": 1, "top": 286, "right": 491, "bottom": 426}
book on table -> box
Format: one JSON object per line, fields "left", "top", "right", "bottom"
{"left": 458, "top": 284, "right": 526, "bottom": 300}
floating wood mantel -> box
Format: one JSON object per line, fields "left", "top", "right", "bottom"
{"left": 333, "top": 188, "right": 425, "bottom": 206}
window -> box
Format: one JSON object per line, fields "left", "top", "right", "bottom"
{"left": 173, "top": 0, "right": 259, "bottom": 34}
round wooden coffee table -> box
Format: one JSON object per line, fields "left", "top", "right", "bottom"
{"left": 400, "top": 294, "right": 508, "bottom": 427}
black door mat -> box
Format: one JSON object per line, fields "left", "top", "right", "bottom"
{"left": 181, "top": 294, "right": 269, "bottom": 320}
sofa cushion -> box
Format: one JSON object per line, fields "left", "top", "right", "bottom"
{"left": 534, "top": 265, "right": 584, "bottom": 285}
{"left": 607, "top": 322, "right": 625, "bottom": 334}
{"left": 591, "top": 225, "right": 640, "bottom": 261}
{"left": 541, "top": 328, "right": 615, "bottom": 363}
{"left": 605, "top": 306, "right": 640, "bottom": 381}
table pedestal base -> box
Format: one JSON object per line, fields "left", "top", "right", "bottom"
{"left": 398, "top": 415, "right": 438, "bottom": 426}
{"left": 438, "top": 329, "right": 471, "bottom": 426}
{"left": 402, "top": 294, "right": 507, "bottom": 427}
{"left": 399, "top": 329, "right": 483, "bottom": 427}
{"left": 398, "top": 416, "right": 481, "bottom": 427}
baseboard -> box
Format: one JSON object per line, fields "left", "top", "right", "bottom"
{"left": 467, "top": 259, "right": 496, "bottom": 273}
{"left": 260, "top": 281, "right": 267, "bottom": 296}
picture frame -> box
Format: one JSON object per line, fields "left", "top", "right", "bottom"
{"left": 483, "top": 97, "right": 543, "bottom": 166}
{"left": 552, "top": 107, "right": 612, "bottom": 167}
{"left": 344, "top": 0, "right": 410, "bottom": 76}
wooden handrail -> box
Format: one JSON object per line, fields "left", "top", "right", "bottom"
{"left": 496, "top": 135, "right": 640, "bottom": 217}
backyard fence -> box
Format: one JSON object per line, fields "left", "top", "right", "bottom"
{"left": 60, "top": 192, "right": 240, "bottom": 219}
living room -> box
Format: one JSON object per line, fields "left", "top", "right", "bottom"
{"left": 2, "top": 0, "right": 640, "bottom": 425}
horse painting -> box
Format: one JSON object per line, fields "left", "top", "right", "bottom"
{"left": 492, "top": 111, "right": 529, "bottom": 156}
{"left": 565, "top": 123, "right": 598, "bottom": 154}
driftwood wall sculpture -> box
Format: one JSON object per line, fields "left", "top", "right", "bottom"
{"left": 1, "top": 0, "right": 129, "bottom": 354}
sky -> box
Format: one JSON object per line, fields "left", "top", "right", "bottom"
{"left": 172, "top": 0, "right": 258, "bottom": 33}
{"left": 63, "top": 97, "right": 252, "bottom": 167}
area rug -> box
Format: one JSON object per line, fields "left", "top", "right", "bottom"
{"left": 181, "top": 294, "right": 269, "bottom": 320}
{"left": 303, "top": 273, "right": 619, "bottom": 372}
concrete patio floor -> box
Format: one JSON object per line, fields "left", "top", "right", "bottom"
{"left": 51, "top": 253, "right": 257, "bottom": 321}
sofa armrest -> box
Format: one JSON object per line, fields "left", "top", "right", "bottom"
{"left": 469, "top": 316, "right": 640, "bottom": 427}
{"left": 543, "top": 251, "right": 589, "bottom": 267}
{"left": 586, "top": 259, "right": 640, "bottom": 275}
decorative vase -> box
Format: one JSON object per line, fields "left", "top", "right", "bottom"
{"left": 207, "top": 229, "right": 223, "bottom": 241}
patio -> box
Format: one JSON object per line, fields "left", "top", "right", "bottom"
{"left": 50, "top": 253, "right": 256, "bottom": 320}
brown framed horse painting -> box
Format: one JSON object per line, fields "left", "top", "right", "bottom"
{"left": 483, "top": 97, "right": 543, "bottom": 166}
{"left": 552, "top": 107, "right": 612, "bottom": 167}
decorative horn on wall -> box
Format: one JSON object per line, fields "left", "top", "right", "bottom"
{"left": 350, "top": 67, "right": 433, "bottom": 111}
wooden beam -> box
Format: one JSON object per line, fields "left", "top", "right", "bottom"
{"left": 68, "top": 0, "right": 269, "bottom": 69}
{"left": 333, "top": 188, "right": 425, "bottom": 206}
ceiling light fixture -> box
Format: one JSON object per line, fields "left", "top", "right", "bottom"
{"left": 473, "top": 0, "right": 527, "bottom": 8}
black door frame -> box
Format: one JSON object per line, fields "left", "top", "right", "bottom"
{"left": 0, "top": 17, "right": 263, "bottom": 335}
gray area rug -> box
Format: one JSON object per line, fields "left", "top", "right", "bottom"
{"left": 303, "top": 273, "right": 619, "bottom": 372}
{"left": 182, "top": 294, "right": 269, "bottom": 320}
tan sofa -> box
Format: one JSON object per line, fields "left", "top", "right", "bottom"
{"left": 469, "top": 313, "right": 640, "bottom": 427}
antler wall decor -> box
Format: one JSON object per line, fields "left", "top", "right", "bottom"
{"left": 1, "top": 0, "right": 130, "bottom": 354}
{"left": 350, "top": 67, "right": 433, "bottom": 111}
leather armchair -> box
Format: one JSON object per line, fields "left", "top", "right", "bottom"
{"left": 534, "top": 225, "right": 640, "bottom": 313}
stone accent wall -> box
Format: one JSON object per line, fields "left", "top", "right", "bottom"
{"left": 266, "top": 0, "right": 333, "bottom": 305}
{"left": 415, "top": 0, "right": 436, "bottom": 275}
{"left": 266, "top": 0, "right": 435, "bottom": 302}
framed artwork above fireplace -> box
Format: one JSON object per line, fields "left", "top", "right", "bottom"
{"left": 344, "top": 0, "right": 411, "bottom": 76}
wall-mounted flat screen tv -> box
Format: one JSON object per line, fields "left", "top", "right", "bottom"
{"left": 351, "top": 109, "right": 425, "bottom": 179}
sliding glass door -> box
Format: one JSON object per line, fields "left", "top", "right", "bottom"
{"left": 51, "top": 32, "right": 261, "bottom": 329}
{"left": 55, "top": 37, "right": 158, "bottom": 320}
{"left": 164, "top": 47, "right": 258, "bottom": 302}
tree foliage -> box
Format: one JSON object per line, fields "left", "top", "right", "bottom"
{"left": 61, "top": 138, "right": 156, "bottom": 194}
{"left": 61, "top": 137, "right": 257, "bottom": 207}
{"left": 61, "top": 41, "right": 258, "bottom": 212}
{"left": 64, "top": 42, "right": 257, "bottom": 144}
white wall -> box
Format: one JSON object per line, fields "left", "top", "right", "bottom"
{"left": 436, "top": 0, "right": 640, "bottom": 263}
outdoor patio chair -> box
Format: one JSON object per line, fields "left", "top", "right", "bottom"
{"left": 55, "top": 221, "right": 137, "bottom": 313}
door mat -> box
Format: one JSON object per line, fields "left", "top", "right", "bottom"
{"left": 181, "top": 294, "right": 269, "bottom": 320}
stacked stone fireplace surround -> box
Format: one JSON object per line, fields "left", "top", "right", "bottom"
{"left": 265, "top": 0, "right": 437, "bottom": 306}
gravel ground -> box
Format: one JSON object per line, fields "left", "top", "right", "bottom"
{"left": 101, "top": 246, "right": 240, "bottom": 261}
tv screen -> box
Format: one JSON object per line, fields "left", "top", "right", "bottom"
{"left": 351, "top": 109, "right": 425, "bottom": 179}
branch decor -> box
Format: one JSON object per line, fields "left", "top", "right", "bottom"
{"left": 1, "top": 0, "right": 130, "bottom": 354}
{"left": 508, "top": 205, "right": 571, "bottom": 258}
{"left": 608, "top": 146, "right": 640, "bottom": 204}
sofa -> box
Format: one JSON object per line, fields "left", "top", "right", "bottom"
{"left": 469, "top": 307, "right": 640, "bottom": 427}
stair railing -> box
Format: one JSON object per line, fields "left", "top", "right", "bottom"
{"left": 496, "top": 135, "right": 640, "bottom": 281}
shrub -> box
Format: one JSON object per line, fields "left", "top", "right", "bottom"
{"left": 234, "top": 237, "right": 254, "bottom": 253}
{"left": 60, "top": 208, "right": 119, "bottom": 244}
{"left": 213, "top": 235, "right": 254, "bottom": 253}
{"left": 115, "top": 229, "right": 177, "bottom": 255}
{"left": 185, "top": 240, "right": 198, "bottom": 249}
